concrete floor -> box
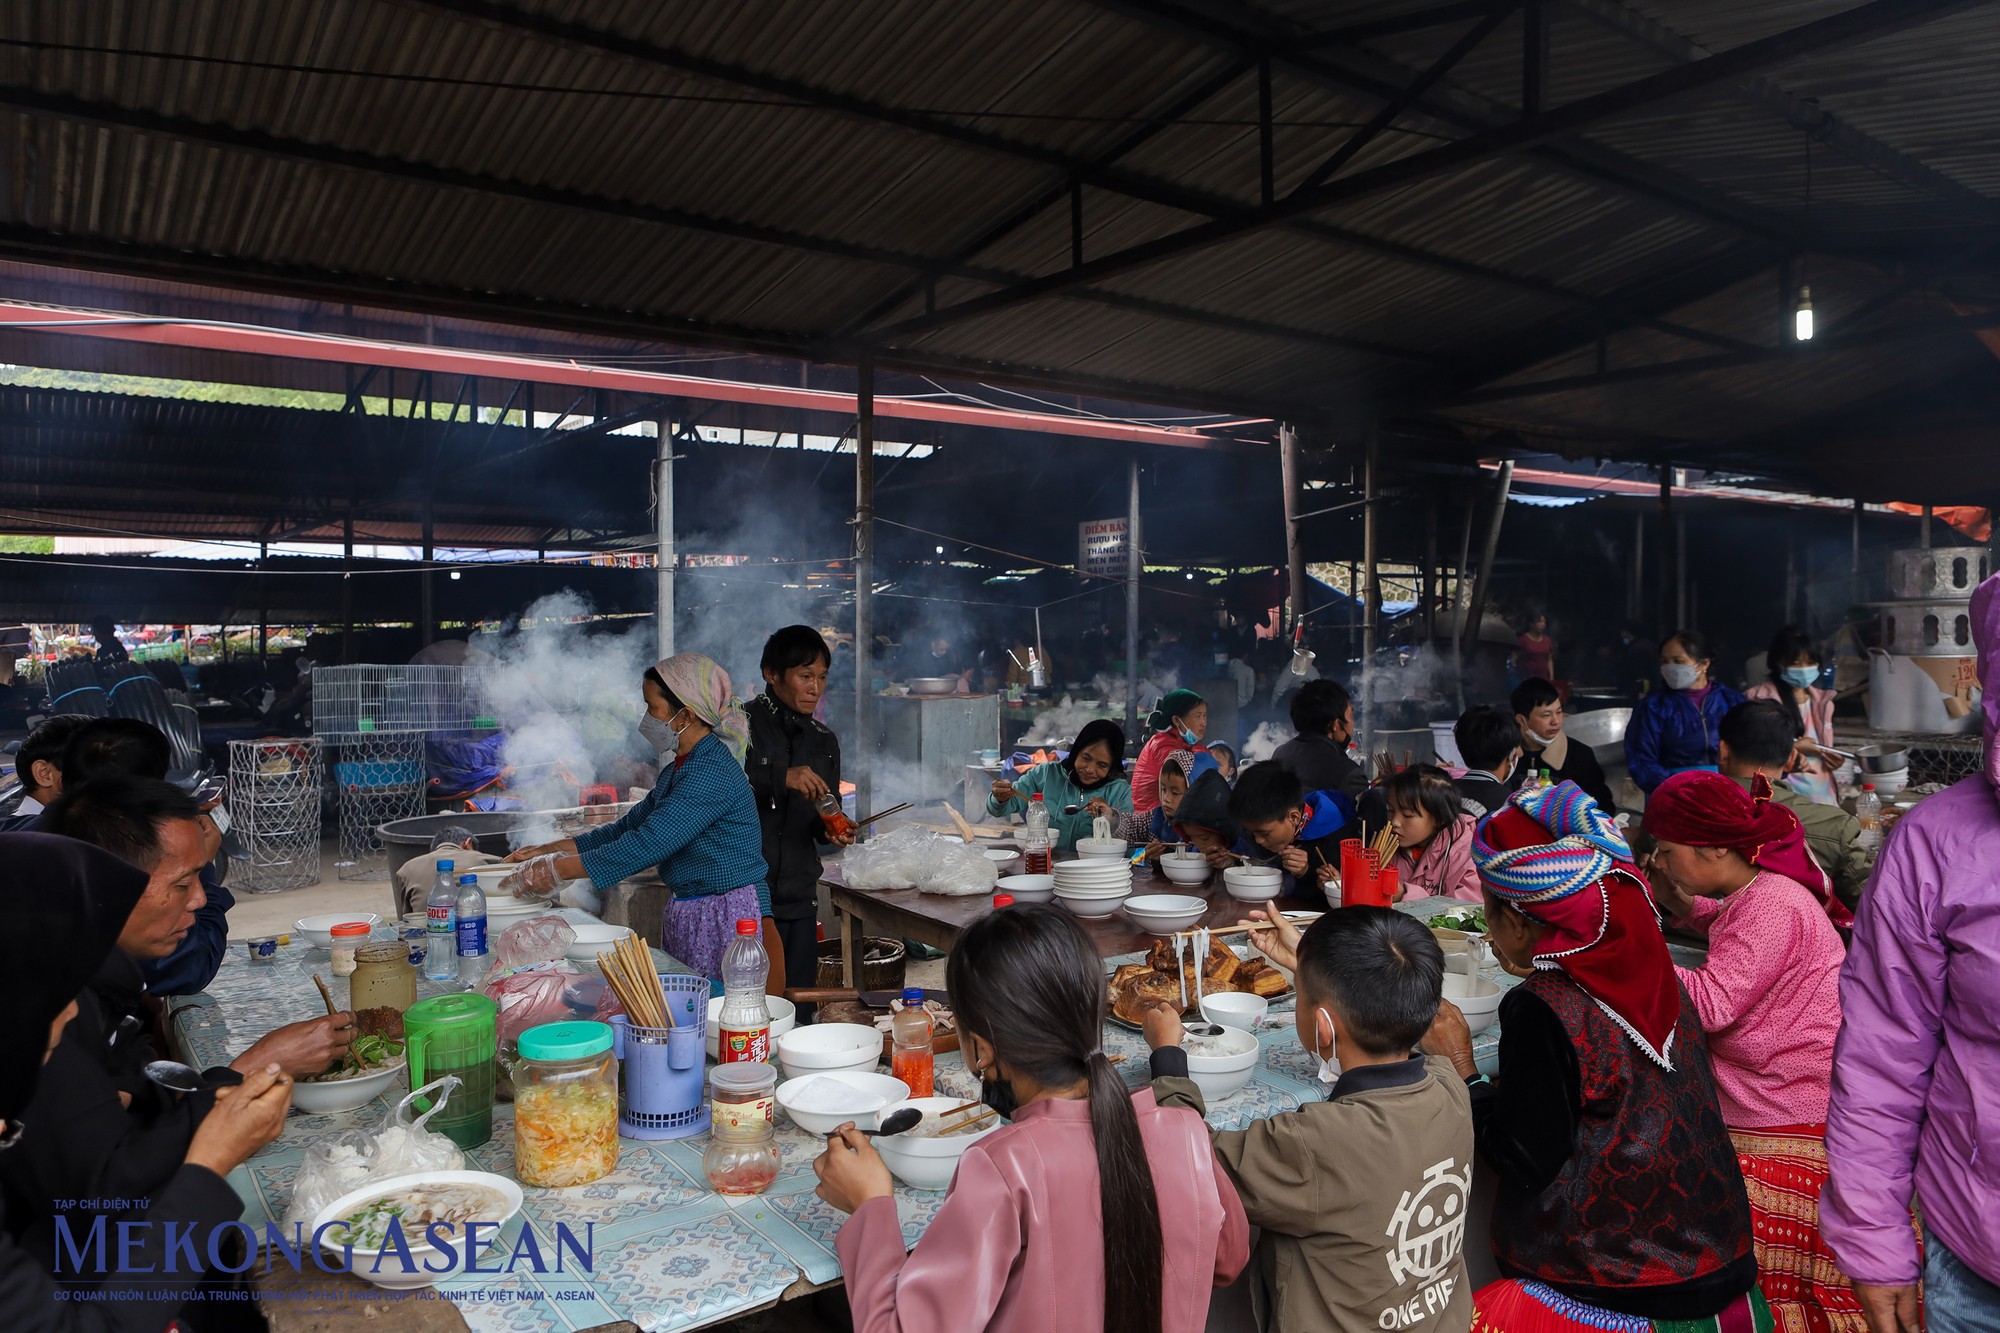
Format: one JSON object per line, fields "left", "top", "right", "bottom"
{"left": 226, "top": 835, "right": 401, "bottom": 937}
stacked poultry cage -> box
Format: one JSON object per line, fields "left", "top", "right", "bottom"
{"left": 313, "top": 666, "right": 471, "bottom": 880}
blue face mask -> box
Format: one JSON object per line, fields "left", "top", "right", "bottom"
{"left": 1780, "top": 666, "right": 1820, "bottom": 688}
{"left": 1178, "top": 726, "right": 1200, "bottom": 746}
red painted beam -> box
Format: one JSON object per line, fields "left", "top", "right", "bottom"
{"left": 0, "top": 302, "right": 1258, "bottom": 450}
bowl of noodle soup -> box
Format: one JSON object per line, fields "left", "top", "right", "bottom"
{"left": 313, "top": 1170, "right": 524, "bottom": 1288}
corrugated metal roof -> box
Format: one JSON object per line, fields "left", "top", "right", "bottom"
{"left": 0, "top": 0, "right": 1993, "bottom": 475}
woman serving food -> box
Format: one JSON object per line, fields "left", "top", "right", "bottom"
{"left": 987, "top": 719, "right": 1131, "bottom": 851}
{"left": 503, "top": 653, "right": 776, "bottom": 987}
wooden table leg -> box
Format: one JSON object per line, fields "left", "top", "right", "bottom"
{"left": 840, "top": 899, "right": 863, "bottom": 988}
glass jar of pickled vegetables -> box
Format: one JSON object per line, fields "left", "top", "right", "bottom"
{"left": 512, "top": 1021, "right": 619, "bottom": 1188}
{"left": 703, "top": 1061, "right": 779, "bottom": 1196}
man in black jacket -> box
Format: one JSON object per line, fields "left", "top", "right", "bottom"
{"left": 1507, "top": 678, "right": 1617, "bottom": 813}
{"left": 744, "top": 626, "right": 851, "bottom": 1004}
{"left": 5, "top": 777, "right": 352, "bottom": 1243}
{"left": 1272, "top": 679, "right": 1367, "bottom": 802}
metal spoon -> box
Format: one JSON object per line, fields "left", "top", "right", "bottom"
{"left": 144, "top": 1059, "right": 209, "bottom": 1095}
{"left": 1183, "top": 1023, "right": 1227, "bottom": 1038}
{"left": 858, "top": 1107, "right": 925, "bottom": 1137}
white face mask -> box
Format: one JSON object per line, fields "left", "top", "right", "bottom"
{"left": 1661, "top": 663, "right": 1700, "bottom": 691}
{"left": 1311, "top": 1007, "right": 1342, "bottom": 1086}
{"left": 1526, "top": 722, "right": 1560, "bottom": 745}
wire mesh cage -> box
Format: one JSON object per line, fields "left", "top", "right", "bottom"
{"left": 330, "top": 731, "right": 428, "bottom": 881}
{"left": 226, "top": 738, "right": 323, "bottom": 893}
{"left": 312, "top": 665, "right": 477, "bottom": 736}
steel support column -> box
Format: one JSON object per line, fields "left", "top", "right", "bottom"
{"left": 1658, "top": 466, "right": 1676, "bottom": 638}
{"left": 854, "top": 359, "right": 877, "bottom": 832}
{"left": 1126, "top": 454, "right": 1142, "bottom": 739}
{"left": 1360, "top": 429, "right": 1381, "bottom": 763}
{"left": 420, "top": 500, "right": 436, "bottom": 647}
{"left": 656, "top": 417, "right": 676, "bottom": 659}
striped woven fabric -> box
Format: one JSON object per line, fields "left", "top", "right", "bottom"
{"left": 1474, "top": 781, "right": 1630, "bottom": 906}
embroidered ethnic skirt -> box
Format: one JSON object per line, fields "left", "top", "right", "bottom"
{"left": 1473, "top": 1279, "right": 1774, "bottom": 1333}
{"left": 1729, "top": 1125, "right": 1871, "bottom": 1333}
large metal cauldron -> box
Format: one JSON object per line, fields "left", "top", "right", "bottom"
{"left": 377, "top": 811, "right": 534, "bottom": 879}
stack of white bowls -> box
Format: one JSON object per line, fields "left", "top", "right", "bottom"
{"left": 1052, "top": 857, "right": 1133, "bottom": 918}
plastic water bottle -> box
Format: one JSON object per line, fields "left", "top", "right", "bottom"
{"left": 1024, "top": 793, "right": 1052, "bottom": 875}
{"left": 717, "top": 920, "right": 772, "bottom": 1064}
{"left": 423, "top": 859, "right": 458, "bottom": 981}
{"left": 454, "top": 872, "right": 487, "bottom": 982}
{"left": 891, "top": 987, "right": 935, "bottom": 1098}
{"left": 1856, "top": 784, "right": 1882, "bottom": 852}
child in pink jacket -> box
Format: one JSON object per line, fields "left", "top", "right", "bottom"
{"left": 813, "top": 904, "right": 1248, "bottom": 1333}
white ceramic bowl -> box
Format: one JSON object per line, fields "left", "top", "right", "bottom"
{"left": 872, "top": 1096, "right": 1004, "bottom": 1190}
{"left": 982, "top": 848, "right": 1021, "bottom": 870}
{"left": 313, "top": 1170, "right": 524, "bottom": 1289}
{"left": 1055, "top": 888, "right": 1129, "bottom": 918}
{"left": 483, "top": 892, "right": 550, "bottom": 918}
{"left": 706, "top": 995, "right": 799, "bottom": 1061}
{"left": 294, "top": 912, "right": 382, "bottom": 949}
{"left": 1442, "top": 971, "right": 1504, "bottom": 1035}
{"left": 1068, "top": 856, "right": 1128, "bottom": 867}
{"left": 1185, "top": 1025, "right": 1261, "bottom": 1103}
{"left": 1050, "top": 882, "right": 1134, "bottom": 900}
{"left": 1198, "top": 992, "right": 1269, "bottom": 1032}
{"left": 1049, "top": 872, "right": 1132, "bottom": 890}
{"left": 1074, "top": 836, "right": 1129, "bottom": 858}
{"left": 563, "top": 921, "right": 634, "bottom": 967}
{"left": 1159, "top": 853, "right": 1211, "bottom": 885}
{"left": 776, "top": 1070, "right": 912, "bottom": 1135}
{"left": 1122, "top": 894, "right": 1209, "bottom": 933}
{"left": 775, "top": 1023, "right": 882, "bottom": 1081}
{"left": 1222, "top": 866, "right": 1284, "bottom": 903}
{"left": 289, "top": 1061, "right": 406, "bottom": 1114}
{"left": 995, "top": 874, "right": 1055, "bottom": 903}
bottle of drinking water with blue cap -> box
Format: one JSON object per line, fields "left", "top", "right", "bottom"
{"left": 424, "top": 859, "right": 458, "bottom": 981}
{"left": 455, "top": 872, "right": 487, "bottom": 983}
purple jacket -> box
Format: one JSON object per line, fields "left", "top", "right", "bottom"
{"left": 1822, "top": 570, "right": 2000, "bottom": 1287}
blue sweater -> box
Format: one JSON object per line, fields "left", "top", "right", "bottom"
{"left": 573, "top": 734, "right": 772, "bottom": 916}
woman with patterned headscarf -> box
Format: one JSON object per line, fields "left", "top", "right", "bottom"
{"left": 504, "top": 653, "right": 776, "bottom": 986}
{"left": 1643, "top": 771, "right": 1861, "bottom": 1333}
{"left": 1422, "top": 781, "right": 1761, "bottom": 1333}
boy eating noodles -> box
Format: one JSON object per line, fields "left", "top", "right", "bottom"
{"left": 1229, "top": 760, "right": 1354, "bottom": 909}
{"left": 1145, "top": 906, "right": 1474, "bottom": 1333}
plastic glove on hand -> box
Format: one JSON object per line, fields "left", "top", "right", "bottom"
{"left": 501, "top": 854, "right": 562, "bottom": 902}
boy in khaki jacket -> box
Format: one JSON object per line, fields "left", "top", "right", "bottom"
{"left": 1146, "top": 906, "right": 1475, "bottom": 1333}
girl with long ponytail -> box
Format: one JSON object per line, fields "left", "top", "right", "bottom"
{"left": 814, "top": 904, "right": 1248, "bottom": 1332}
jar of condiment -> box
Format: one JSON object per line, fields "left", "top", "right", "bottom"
{"left": 328, "top": 921, "right": 372, "bottom": 977}
{"left": 703, "top": 1061, "right": 779, "bottom": 1196}
{"left": 513, "top": 1021, "right": 620, "bottom": 1188}
{"left": 351, "top": 942, "right": 417, "bottom": 1013}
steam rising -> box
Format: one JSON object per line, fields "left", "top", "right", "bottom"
{"left": 469, "top": 590, "right": 655, "bottom": 825}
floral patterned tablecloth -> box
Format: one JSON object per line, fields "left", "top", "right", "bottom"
{"left": 170, "top": 903, "right": 1522, "bottom": 1333}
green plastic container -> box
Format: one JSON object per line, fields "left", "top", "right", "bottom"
{"left": 404, "top": 992, "right": 498, "bottom": 1149}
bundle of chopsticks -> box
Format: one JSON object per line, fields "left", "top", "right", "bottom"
{"left": 600, "top": 931, "right": 672, "bottom": 1030}
{"left": 1371, "top": 823, "right": 1400, "bottom": 863}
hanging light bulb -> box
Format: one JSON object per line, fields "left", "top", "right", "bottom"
{"left": 1795, "top": 285, "right": 1815, "bottom": 341}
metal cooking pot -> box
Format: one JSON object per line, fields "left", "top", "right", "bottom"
{"left": 1851, "top": 743, "right": 1909, "bottom": 774}
{"left": 904, "top": 677, "right": 959, "bottom": 696}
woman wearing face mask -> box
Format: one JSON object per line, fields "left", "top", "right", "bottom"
{"left": 503, "top": 653, "right": 777, "bottom": 987}
{"left": 988, "top": 719, "right": 1132, "bottom": 852}
{"left": 1623, "top": 629, "right": 1745, "bottom": 794}
{"left": 1130, "top": 689, "right": 1208, "bottom": 820}
{"left": 1742, "top": 626, "right": 1840, "bottom": 804}
{"left": 812, "top": 903, "right": 1248, "bottom": 1333}
{"left": 1420, "top": 783, "right": 1761, "bottom": 1333}
{"left": 1509, "top": 677, "right": 1615, "bottom": 812}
